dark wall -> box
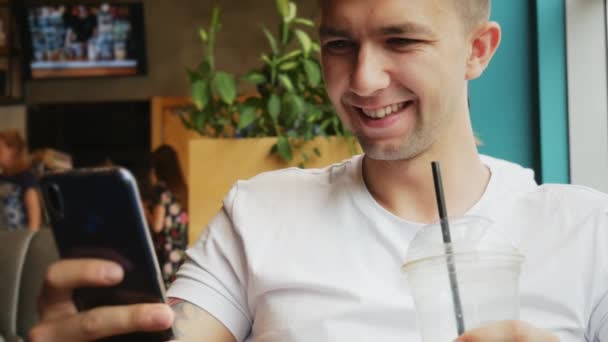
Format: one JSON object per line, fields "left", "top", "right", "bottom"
{"left": 24, "top": 0, "right": 319, "bottom": 103}
{"left": 27, "top": 101, "right": 150, "bottom": 168}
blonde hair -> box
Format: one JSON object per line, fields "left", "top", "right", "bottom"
{"left": 0, "top": 130, "right": 31, "bottom": 175}
{"left": 317, "top": 0, "right": 491, "bottom": 32}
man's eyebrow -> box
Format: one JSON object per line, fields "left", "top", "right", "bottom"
{"left": 319, "top": 22, "right": 436, "bottom": 39}
{"left": 379, "top": 22, "right": 436, "bottom": 36}
{"left": 319, "top": 26, "right": 353, "bottom": 39}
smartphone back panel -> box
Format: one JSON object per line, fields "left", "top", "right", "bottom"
{"left": 40, "top": 168, "right": 174, "bottom": 341}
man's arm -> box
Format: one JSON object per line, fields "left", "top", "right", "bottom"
{"left": 169, "top": 298, "right": 236, "bottom": 342}
{"left": 24, "top": 188, "right": 41, "bottom": 231}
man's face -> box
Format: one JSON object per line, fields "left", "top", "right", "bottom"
{"left": 320, "top": 0, "right": 473, "bottom": 160}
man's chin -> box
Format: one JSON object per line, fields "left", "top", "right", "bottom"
{"left": 360, "top": 142, "right": 408, "bottom": 161}
{"left": 359, "top": 137, "right": 426, "bottom": 162}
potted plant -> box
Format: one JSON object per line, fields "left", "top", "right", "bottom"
{"left": 181, "top": 0, "right": 356, "bottom": 165}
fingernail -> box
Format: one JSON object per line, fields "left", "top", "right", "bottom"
{"left": 104, "top": 265, "right": 123, "bottom": 282}
{"left": 149, "top": 306, "right": 173, "bottom": 326}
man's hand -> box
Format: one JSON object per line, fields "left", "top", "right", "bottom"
{"left": 455, "top": 320, "right": 560, "bottom": 342}
{"left": 29, "top": 259, "right": 174, "bottom": 342}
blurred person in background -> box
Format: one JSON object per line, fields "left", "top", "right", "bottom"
{"left": 144, "top": 144, "right": 189, "bottom": 289}
{"left": 0, "top": 130, "right": 41, "bottom": 231}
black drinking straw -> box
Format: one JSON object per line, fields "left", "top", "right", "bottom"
{"left": 431, "top": 161, "right": 466, "bottom": 336}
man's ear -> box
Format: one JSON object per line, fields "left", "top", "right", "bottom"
{"left": 465, "top": 22, "right": 501, "bottom": 80}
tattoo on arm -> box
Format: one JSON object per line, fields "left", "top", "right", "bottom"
{"left": 168, "top": 297, "right": 236, "bottom": 341}
{"left": 169, "top": 298, "right": 204, "bottom": 341}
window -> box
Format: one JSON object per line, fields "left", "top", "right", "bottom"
{"left": 566, "top": 0, "right": 608, "bottom": 192}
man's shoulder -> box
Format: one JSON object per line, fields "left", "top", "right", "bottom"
{"left": 237, "top": 155, "right": 360, "bottom": 191}
{"left": 219, "top": 155, "right": 361, "bottom": 210}
{"left": 481, "top": 154, "right": 608, "bottom": 215}
{"left": 537, "top": 183, "right": 608, "bottom": 209}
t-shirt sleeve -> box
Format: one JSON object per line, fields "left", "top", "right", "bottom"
{"left": 588, "top": 293, "right": 608, "bottom": 341}
{"left": 587, "top": 208, "right": 608, "bottom": 341}
{"left": 167, "top": 184, "right": 251, "bottom": 341}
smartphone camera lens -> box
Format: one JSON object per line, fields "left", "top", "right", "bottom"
{"left": 43, "top": 183, "right": 64, "bottom": 220}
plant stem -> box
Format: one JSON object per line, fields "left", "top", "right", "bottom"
{"left": 208, "top": 7, "right": 220, "bottom": 70}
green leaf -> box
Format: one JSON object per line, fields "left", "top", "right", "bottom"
{"left": 276, "top": 0, "right": 290, "bottom": 19}
{"left": 307, "top": 108, "right": 321, "bottom": 123}
{"left": 198, "top": 27, "right": 208, "bottom": 42}
{"left": 270, "top": 143, "right": 278, "bottom": 154}
{"left": 261, "top": 54, "right": 274, "bottom": 66}
{"left": 279, "top": 61, "right": 299, "bottom": 71}
{"left": 313, "top": 147, "right": 321, "bottom": 157}
{"left": 212, "top": 72, "right": 237, "bottom": 105}
{"left": 283, "top": 93, "right": 305, "bottom": 124}
{"left": 238, "top": 105, "right": 257, "bottom": 129}
{"left": 319, "top": 119, "right": 332, "bottom": 133}
{"left": 262, "top": 27, "right": 278, "bottom": 54}
{"left": 278, "top": 74, "right": 294, "bottom": 92}
{"left": 268, "top": 94, "right": 281, "bottom": 121}
{"left": 294, "top": 29, "right": 312, "bottom": 55}
{"left": 277, "top": 136, "right": 293, "bottom": 161}
{"left": 311, "top": 42, "right": 321, "bottom": 53}
{"left": 285, "top": 2, "right": 297, "bottom": 22}
{"left": 276, "top": 50, "right": 302, "bottom": 64}
{"left": 294, "top": 18, "right": 315, "bottom": 27}
{"left": 303, "top": 59, "right": 321, "bottom": 87}
{"left": 243, "top": 71, "right": 266, "bottom": 85}
{"left": 191, "top": 80, "right": 209, "bottom": 110}
{"left": 194, "top": 109, "right": 208, "bottom": 132}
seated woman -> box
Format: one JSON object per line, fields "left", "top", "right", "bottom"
{"left": 144, "top": 144, "right": 189, "bottom": 289}
{"left": 0, "top": 130, "right": 41, "bottom": 231}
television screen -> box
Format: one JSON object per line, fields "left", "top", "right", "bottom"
{"left": 23, "top": 3, "right": 147, "bottom": 79}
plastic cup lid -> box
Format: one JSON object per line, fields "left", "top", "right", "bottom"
{"left": 402, "top": 216, "right": 523, "bottom": 271}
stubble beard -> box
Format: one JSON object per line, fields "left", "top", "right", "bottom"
{"left": 356, "top": 121, "right": 437, "bottom": 161}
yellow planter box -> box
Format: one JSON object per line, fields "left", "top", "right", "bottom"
{"left": 188, "top": 136, "right": 360, "bottom": 243}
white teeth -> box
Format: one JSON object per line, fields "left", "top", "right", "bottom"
{"left": 361, "top": 102, "right": 407, "bottom": 119}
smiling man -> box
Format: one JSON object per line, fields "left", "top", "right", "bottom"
{"left": 31, "top": 0, "right": 608, "bottom": 341}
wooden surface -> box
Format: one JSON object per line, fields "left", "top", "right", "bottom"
{"left": 150, "top": 96, "right": 197, "bottom": 184}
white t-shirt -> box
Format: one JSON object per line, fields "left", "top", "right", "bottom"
{"left": 168, "top": 154, "right": 608, "bottom": 342}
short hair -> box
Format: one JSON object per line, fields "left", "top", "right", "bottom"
{"left": 457, "top": 0, "right": 491, "bottom": 32}
{"left": 317, "top": 0, "right": 491, "bottom": 33}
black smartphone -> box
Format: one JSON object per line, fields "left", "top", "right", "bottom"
{"left": 40, "top": 167, "right": 174, "bottom": 342}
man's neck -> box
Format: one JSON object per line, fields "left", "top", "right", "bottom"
{"left": 362, "top": 127, "right": 490, "bottom": 224}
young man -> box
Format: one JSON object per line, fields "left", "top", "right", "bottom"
{"left": 30, "top": 0, "right": 607, "bottom": 341}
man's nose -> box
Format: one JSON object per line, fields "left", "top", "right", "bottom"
{"left": 349, "top": 45, "right": 390, "bottom": 96}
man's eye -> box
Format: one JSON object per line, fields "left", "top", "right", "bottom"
{"left": 387, "top": 38, "right": 421, "bottom": 47}
{"left": 323, "top": 40, "right": 356, "bottom": 54}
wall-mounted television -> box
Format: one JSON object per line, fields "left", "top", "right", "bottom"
{"left": 21, "top": 2, "right": 147, "bottom": 80}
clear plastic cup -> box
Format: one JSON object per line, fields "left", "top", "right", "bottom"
{"left": 402, "top": 216, "right": 524, "bottom": 341}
